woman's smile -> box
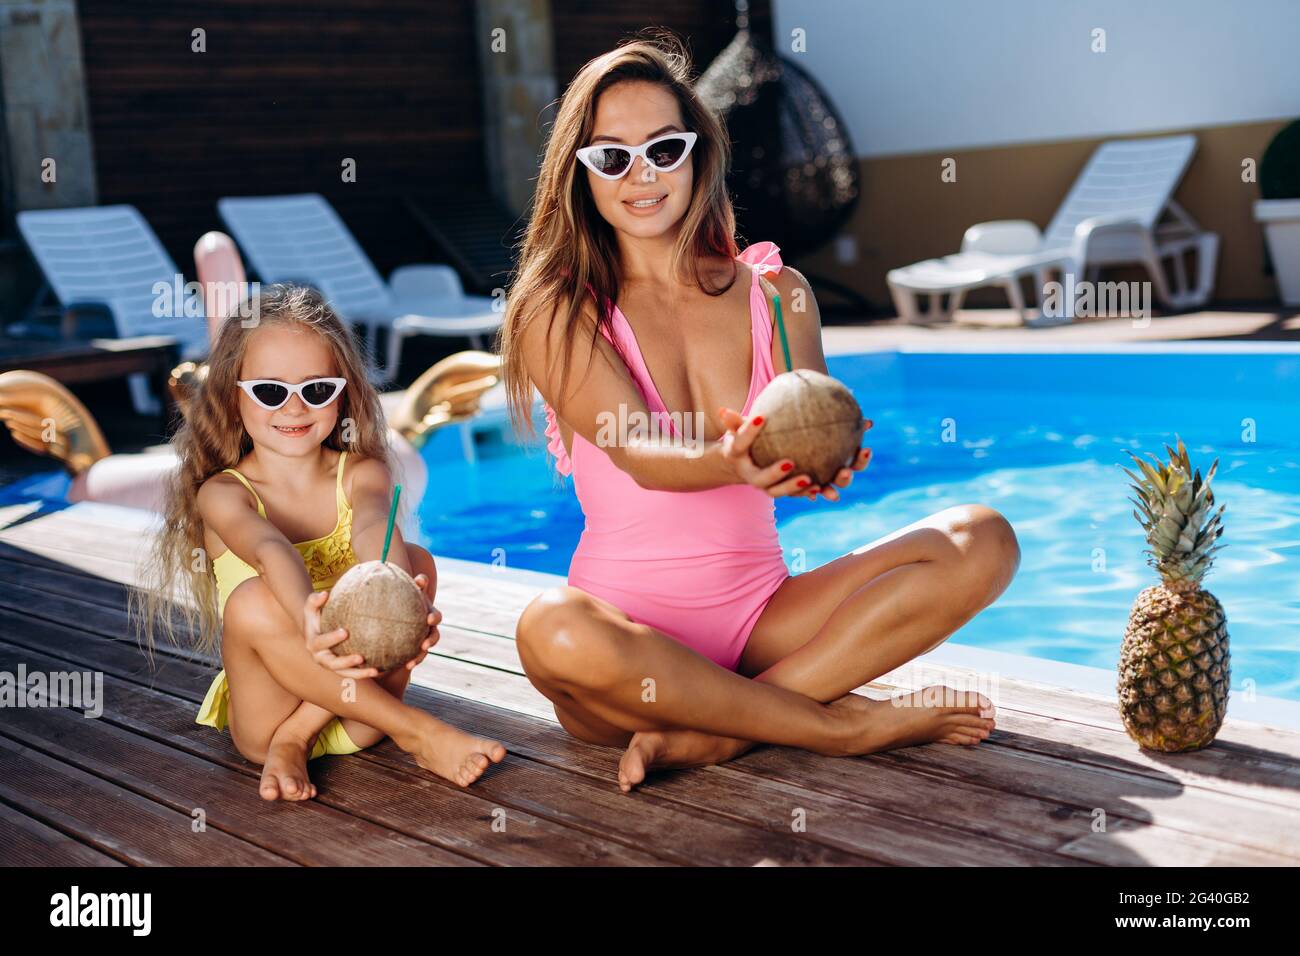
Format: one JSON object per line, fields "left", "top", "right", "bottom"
{"left": 623, "top": 193, "right": 668, "bottom": 214}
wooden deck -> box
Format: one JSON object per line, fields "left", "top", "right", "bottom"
{"left": 2, "top": 502, "right": 1299, "bottom": 867}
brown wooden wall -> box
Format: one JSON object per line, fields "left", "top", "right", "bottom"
{"left": 77, "top": 0, "right": 483, "bottom": 275}
{"left": 73, "top": 1, "right": 768, "bottom": 279}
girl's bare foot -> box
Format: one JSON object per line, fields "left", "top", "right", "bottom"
{"left": 826, "top": 685, "right": 995, "bottom": 755}
{"left": 404, "top": 717, "right": 507, "bottom": 788}
{"left": 617, "top": 730, "right": 752, "bottom": 793}
{"left": 258, "top": 732, "right": 317, "bottom": 801}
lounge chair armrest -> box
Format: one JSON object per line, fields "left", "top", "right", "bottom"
{"left": 1069, "top": 214, "right": 1152, "bottom": 270}
{"left": 960, "top": 220, "right": 1043, "bottom": 255}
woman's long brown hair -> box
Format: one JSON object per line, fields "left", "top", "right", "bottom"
{"left": 128, "top": 284, "right": 399, "bottom": 660}
{"left": 499, "top": 32, "right": 740, "bottom": 441}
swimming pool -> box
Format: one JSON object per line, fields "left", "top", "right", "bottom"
{"left": 417, "top": 347, "right": 1300, "bottom": 701}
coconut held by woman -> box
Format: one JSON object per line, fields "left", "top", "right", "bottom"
{"left": 746, "top": 285, "right": 867, "bottom": 486}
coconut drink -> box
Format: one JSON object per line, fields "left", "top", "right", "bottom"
{"left": 748, "top": 369, "right": 866, "bottom": 485}
{"left": 320, "top": 560, "right": 429, "bottom": 672}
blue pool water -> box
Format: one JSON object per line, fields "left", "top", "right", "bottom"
{"left": 417, "top": 348, "right": 1300, "bottom": 700}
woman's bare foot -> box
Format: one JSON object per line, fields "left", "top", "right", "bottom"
{"left": 258, "top": 731, "right": 317, "bottom": 802}
{"left": 402, "top": 716, "right": 507, "bottom": 788}
{"left": 615, "top": 686, "right": 994, "bottom": 791}
{"left": 617, "top": 730, "right": 753, "bottom": 793}
{"left": 825, "top": 686, "right": 995, "bottom": 756}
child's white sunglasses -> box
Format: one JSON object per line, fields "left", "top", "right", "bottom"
{"left": 237, "top": 377, "right": 347, "bottom": 410}
{"left": 575, "top": 131, "right": 698, "bottom": 180}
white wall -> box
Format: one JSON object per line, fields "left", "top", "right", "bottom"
{"left": 772, "top": 0, "right": 1300, "bottom": 158}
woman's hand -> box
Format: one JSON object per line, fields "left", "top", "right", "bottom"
{"left": 719, "top": 406, "right": 873, "bottom": 501}
{"left": 302, "top": 589, "right": 381, "bottom": 680}
{"left": 400, "top": 572, "right": 442, "bottom": 672}
{"left": 815, "top": 436, "right": 873, "bottom": 502}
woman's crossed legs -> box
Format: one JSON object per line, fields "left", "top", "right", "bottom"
{"left": 516, "top": 504, "right": 1020, "bottom": 791}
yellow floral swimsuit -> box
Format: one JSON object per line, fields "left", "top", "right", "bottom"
{"left": 196, "top": 450, "right": 363, "bottom": 760}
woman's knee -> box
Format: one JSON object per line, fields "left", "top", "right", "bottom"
{"left": 945, "top": 504, "right": 1021, "bottom": 602}
{"left": 516, "top": 586, "right": 626, "bottom": 689}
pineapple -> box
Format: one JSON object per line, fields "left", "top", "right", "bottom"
{"left": 1118, "top": 438, "right": 1229, "bottom": 752}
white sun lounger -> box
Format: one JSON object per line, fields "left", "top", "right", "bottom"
{"left": 14, "top": 205, "right": 209, "bottom": 415}
{"left": 886, "top": 134, "right": 1219, "bottom": 326}
{"left": 217, "top": 194, "right": 501, "bottom": 382}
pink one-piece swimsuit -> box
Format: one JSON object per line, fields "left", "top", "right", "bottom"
{"left": 541, "top": 241, "right": 791, "bottom": 671}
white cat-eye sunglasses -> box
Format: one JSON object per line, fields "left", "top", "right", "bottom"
{"left": 237, "top": 377, "right": 347, "bottom": 410}
{"left": 575, "top": 131, "right": 698, "bottom": 180}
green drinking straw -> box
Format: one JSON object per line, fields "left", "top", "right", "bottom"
{"left": 772, "top": 292, "right": 793, "bottom": 373}
{"left": 380, "top": 484, "right": 402, "bottom": 563}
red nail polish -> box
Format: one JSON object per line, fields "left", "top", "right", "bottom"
{"left": 797, "top": 479, "right": 809, "bottom": 487}
{"left": 752, "top": 416, "right": 764, "bottom": 425}
{"left": 781, "top": 461, "right": 793, "bottom": 471}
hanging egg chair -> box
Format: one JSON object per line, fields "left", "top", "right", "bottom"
{"left": 696, "top": 1, "right": 874, "bottom": 317}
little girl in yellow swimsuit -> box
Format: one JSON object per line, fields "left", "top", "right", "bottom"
{"left": 132, "top": 283, "right": 505, "bottom": 800}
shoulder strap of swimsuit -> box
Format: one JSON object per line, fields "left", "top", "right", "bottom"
{"left": 220, "top": 467, "right": 267, "bottom": 517}
{"left": 737, "top": 241, "right": 785, "bottom": 383}
{"left": 738, "top": 242, "right": 783, "bottom": 329}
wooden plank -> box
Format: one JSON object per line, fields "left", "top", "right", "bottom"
{"left": 385, "top": 691, "right": 1083, "bottom": 867}
{"left": 0, "top": 805, "right": 126, "bottom": 867}
{"left": 0, "top": 736, "right": 292, "bottom": 866}
{"left": 1, "top": 641, "right": 863, "bottom": 867}
{"left": 6, "top": 569, "right": 1300, "bottom": 862}
{"left": 0, "top": 704, "right": 472, "bottom": 867}
{"left": 0, "top": 628, "right": 1076, "bottom": 866}
{"left": 403, "top": 678, "right": 1300, "bottom": 867}
{"left": 3, "top": 605, "right": 1285, "bottom": 867}
{"left": 356, "top": 737, "right": 875, "bottom": 867}
{"left": 0, "top": 639, "right": 1003, "bottom": 866}
{"left": 722, "top": 726, "right": 1300, "bottom": 865}
{"left": 5, "top": 537, "right": 1299, "bottom": 865}
{"left": 1060, "top": 818, "right": 1298, "bottom": 866}
{"left": 8, "top": 566, "right": 1300, "bottom": 826}
{"left": 0, "top": 641, "right": 677, "bottom": 866}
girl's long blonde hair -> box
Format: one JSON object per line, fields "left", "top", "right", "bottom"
{"left": 129, "top": 284, "right": 397, "bottom": 659}
{"left": 499, "top": 32, "right": 740, "bottom": 440}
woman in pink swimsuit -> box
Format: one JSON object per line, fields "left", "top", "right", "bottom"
{"left": 500, "top": 37, "right": 1020, "bottom": 791}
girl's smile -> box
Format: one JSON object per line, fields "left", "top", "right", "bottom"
{"left": 272, "top": 423, "right": 314, "bottom": 437}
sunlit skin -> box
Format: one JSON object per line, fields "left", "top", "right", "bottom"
{"left": 519, "top": 78, "right": 1020, "bottom": 792}
{"left": 199, "top": 324, "right": 505, "bottom": 800}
